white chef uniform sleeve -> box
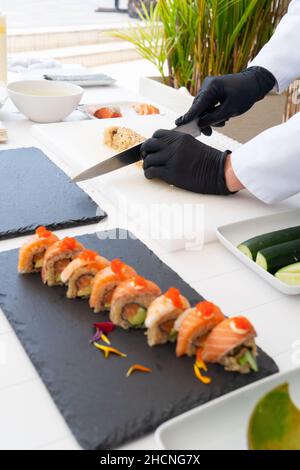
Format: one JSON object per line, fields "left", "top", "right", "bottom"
{"left": 249, "top": 0, "right": 300, "bottom": 92}
{"left": 231, "top": 111, "right": 300, "bottom": 204}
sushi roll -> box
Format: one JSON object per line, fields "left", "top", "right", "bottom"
{"left": 18, "top": 226, "right": 59, "bottom": 274}
{"left": 132, "top": 103, "right": 160, "bottom": 115}
{"left": 41, "top": 237, "right": 84, "bottom": 286}
{"left": 110, "top": 276, "right": 161, "bottom": 329}
{"left": 145, "top": 287, "right": 190, "bottom": 346}
{"left": 89, "top": 258, "right": 136, "bottom": 313}
{"left": 60, "top": 249, "right": 110, "bottom": 299}
{"left": 175, "top": 301, "right": 224, "bottom": 357}
{"left": 201, "top": 316, "right": 258, "bottom": 374}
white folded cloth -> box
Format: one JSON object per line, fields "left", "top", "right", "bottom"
{"left": 8, "top": 56, "right": 61, "bottom": 73}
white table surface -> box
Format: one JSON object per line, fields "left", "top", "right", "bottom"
{"left": 0, "top": 72, "right": 300, "bottom": 450}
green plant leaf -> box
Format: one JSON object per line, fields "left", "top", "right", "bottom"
{"left": 110, "top": 0, "right": 288, "bottom": 94}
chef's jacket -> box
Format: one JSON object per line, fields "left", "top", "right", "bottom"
{"left": 231, "top": 0, "right": 300, "bottom": 203}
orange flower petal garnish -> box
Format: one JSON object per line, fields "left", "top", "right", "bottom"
{"left": 126, "top": 364, "right": 152, "bottom": 377}
{"left": 36, "top": 226, "right": 52, "bottom": 238}
{"left": 193, "top": 363, "right": 211, "bottom": 385}
{"left": 165, "top": 287, "right": 183, "bottom": 309}
{"left": 93, "top": 343, "right": 127, "bottom": 359}
{"left": 78, "top": 249, "right": 98, "bottom": 262}
{"left": 196, "top": 349, "right": 207, "bottom": 372}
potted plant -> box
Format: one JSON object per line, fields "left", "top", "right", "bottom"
{"left": 113, "top": 0, "right": 289, "bottom": 113}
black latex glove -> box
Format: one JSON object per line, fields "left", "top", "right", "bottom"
{"left": 175, "top": 66, "right": 276, "bottom": 136}
{"left": 141, "top": 129, "right": 232, "bottom": 195}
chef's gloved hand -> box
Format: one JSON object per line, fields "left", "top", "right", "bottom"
{"left": 141, "top": 129, "right": 233, "bottom": 195}
{"left": 175, "top": 66, "right": 276, "bottom": 136}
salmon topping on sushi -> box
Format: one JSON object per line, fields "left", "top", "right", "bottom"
{"left": 60, "top": 249, "right": 110, "bottom": 298}
{"left": 110, "top": 277, "right": 161, "bottom": 330}
{"left": 89, "top": 260, "right": 137, "bottom": 313}
{"left": 201, "top": 316, "right": 258, "bottom": 374}
{"left": 145, "top": 287, "right": 190, "bottom": 346}
{"left": 18, "top": 226, "right": 59, "bottom": 274}
{"left": 41, "top": 237, "right": 85, "bottom": 286}
{"left": 175, "top": 301, "right": 224, "bottom": 357}
{"left": 77, "top": 249, "right": 98, "bottom": 261}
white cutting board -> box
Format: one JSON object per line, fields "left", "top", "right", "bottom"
{"left": 33, "top": 116, "right": 300, "bottom": 251}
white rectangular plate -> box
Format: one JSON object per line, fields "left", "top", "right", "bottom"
{"left": 216, "top": 210, "right": 300, "bottom": 295}
{"left": 156, "top": 366, "right": 300, "bottom": 450}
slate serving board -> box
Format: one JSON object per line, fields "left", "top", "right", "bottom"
{"left": 0, "top": 147, "right": 106, "bottom": 239}
{"left": 0, "top": 230, "right": 278, "bottom": 450}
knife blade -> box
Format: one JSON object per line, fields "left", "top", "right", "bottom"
{"left": 72, "top": 119, "right": 200, "bottom": 182}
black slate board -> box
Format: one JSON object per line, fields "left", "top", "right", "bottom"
{"left": 0, "top": 147, "right": 106, "bottom": 239}
{"left": 0, "top": 230, "right": 278, "bottom": 449}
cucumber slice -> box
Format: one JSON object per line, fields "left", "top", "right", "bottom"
{"left": 275, "top": 262, "right": 300, "bottom": 285}
{"left": 238, "top": 225, "right": 300, "bottom": 260}
{"left": 238, "top": 350, "right": 258, "bottom": 372}
{"left": 238, "top": 244, "right": 253, "bottom": 259}
{"left": 77, "top": 286, "right": 92, "bottom": 297}
{"left": 276, "top": 262, "right": 300, "bottom": 273}
{"left": 256, "top": 239, "right": 300, "bottom": 273}
{"left": 34, "top": 258, "right": 44, "bottom": 269}
{"left": 275, "top": 271, "right": 300, "bottom": 285}
{"left": 128, "top": 307, "right": 146, "bottom": 327}
{"left": 256, "top": 252, "right": 268, "bottom": 271}
{"left": 169, "top": 329, "right": 178, "bottom": 342}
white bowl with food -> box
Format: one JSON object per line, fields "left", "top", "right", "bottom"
{"left": 7, "top": 80, "right": 83, "bottom": 123}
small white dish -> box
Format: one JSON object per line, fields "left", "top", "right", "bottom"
{"left": 7, "top": 79, "right": 83, "bottom": 123}
{"left": 156, "top": 367, "right": 300, "bottom": 450}
{"left": 216, "top": 209, "right": 300, "bottom": 295}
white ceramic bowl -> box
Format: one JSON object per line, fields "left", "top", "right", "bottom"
{"left": 7, "top": 80, "right": 83, "bottom": 123}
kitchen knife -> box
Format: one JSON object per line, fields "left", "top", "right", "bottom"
{"left": 72, "top": 119, "right": 200, "bottom": 182}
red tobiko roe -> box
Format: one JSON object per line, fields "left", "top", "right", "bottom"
{"left": 196, "top": 301, "right": 215, "bottom": 317}
{"left": 78, "top": 249, "right": 98, "bottom": 261}
{"left": 60, "top": 237, "right": 78, "bottom": 251}
{"left": 233, "top": 316, "right": 253, "bottom": 331}
{"left": 111, "top": 258, "right": 125, "bottom": 275}
{"left": 36, "top": 226, "right": 52, "bottom": 238}
{"left": 133, "top": 276, "right": 147, "bottom": 288}
{"left": 93, "top": 322, "right": 115, "bottom": 334}
{"left": 165, "top": 287, "right": 183, "bottom": 309}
